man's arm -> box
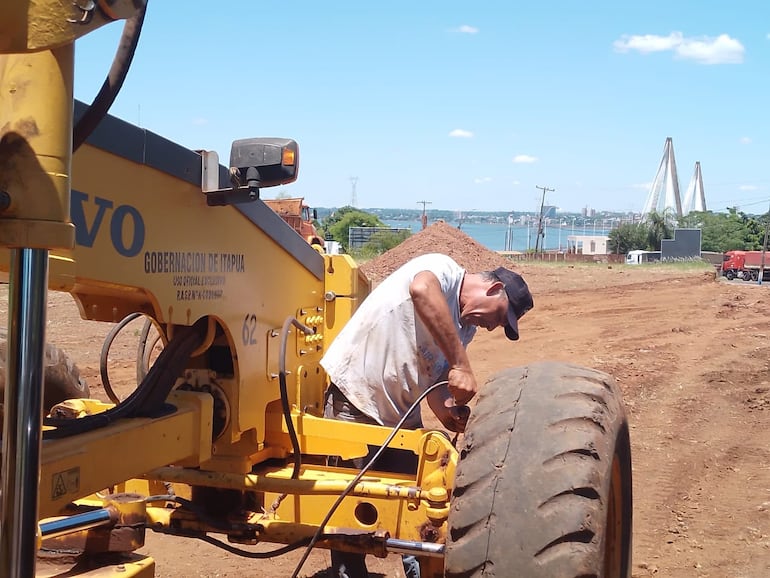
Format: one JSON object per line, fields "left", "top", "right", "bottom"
{"left": 410, "top": 270, "right": 478, "bottom": 405}
{"left": 427, "top": 383, "right": 470, "bottom": 432}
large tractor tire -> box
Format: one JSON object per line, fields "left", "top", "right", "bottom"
{"left": 445, "top": 361, "right": 632, "bottom": 578}
{"left": 0, "top": 340, "right": 89, "bottom": 414}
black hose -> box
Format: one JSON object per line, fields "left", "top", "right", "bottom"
{"left": 143, "top": 493, "right": 335, "bottom": 557}
{"left": 137, "top": 317, "right": 164, "bottom": 384}
{"left": 290, "top": 380, "right": 448, "bottom": 578}
{"left": 100, "top": 312, "right": 143, "bottom": 404}
{"left": 266, "top": 317, "right": 315, "bottom": 515}
{"left": 196, "top": 533, "right": 335, "bottom": 559}
{"left": 43, "top": 318, "right": 208, "bottom": 439}
{"left": 278, "top": 316, "right": 314, "bottom": 481}
{"left": 72, "top": 2, "right": 148, "bottom": 151}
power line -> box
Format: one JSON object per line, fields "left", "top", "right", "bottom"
{"left": 759, "top": 199, "right": 770, "bottom": 285}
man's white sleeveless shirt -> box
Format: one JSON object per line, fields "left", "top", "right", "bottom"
{"left": 320, "top": 253, "right": 476, "bottom": 428}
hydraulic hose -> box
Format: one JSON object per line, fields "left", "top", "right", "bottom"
{"left": 137, "top": 317, "right": 164, "bottom": 384}
{"left": 99, "top": 312, "right": 143, "bottom": 404}
{"left": 43, "top": 318, "right": 208, "bottom": 439}
{"left": 267, "top": 316, "right": 314, "bottom": 514}
{"left": 278, "top": 316, "right": 314, "bottom": 480}
{"left": 72, "top": 2, "right": 148, "bottom": 151}
{"left": 291, "top": 380, "right": 449, "bottom": 578}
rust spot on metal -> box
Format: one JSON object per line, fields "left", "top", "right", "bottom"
{"left": 419, "top": 521, "right": 440, "bottom": 543}
{"left": 10, "top": 118, "right": 40, "bottom": 139}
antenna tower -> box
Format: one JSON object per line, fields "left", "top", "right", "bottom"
{"left": 349, "top": 177, "right": 359, "bottom": 207}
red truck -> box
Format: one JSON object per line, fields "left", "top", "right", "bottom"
{"left": 722, "top": 250, "right": 770, "bottom": 281}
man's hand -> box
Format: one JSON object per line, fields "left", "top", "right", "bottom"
{"left": 427, "top": 383, "right": 472, "bottom": 433}
{"left": 447, "top": 366, "right": 478, "bottom": 406}
{"left": 447, "top": 404, "right": 471, "bottom": 432}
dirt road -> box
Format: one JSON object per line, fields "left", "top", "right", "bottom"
{"left": 4, "top": 262, "right": 770, "bottom": 577}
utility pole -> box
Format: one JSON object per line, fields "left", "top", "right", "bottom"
{"left": 760, "top": 200, "right": 770, "bottom": 285}
{"left": 349, "top": 177, "right": 359, "bottom": 208}
{"left": 534, "top": 185, "right": 554, "bottom": 254}
{"left": 417, "top": 200, "right": 432, "bottom": 230}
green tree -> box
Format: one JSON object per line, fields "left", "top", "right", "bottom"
{"left": 608, "top": 222, "right": 648, "bottom": 254}
{"left": 679, "top": 208, "right": 766, "bottom": 252}
{"left": 320, "top": 206, "right": 357, "bottom": 234}
{"left": 644, "top": 210, "right": 674, "bottom": 251}
{"left": 323, "top": 207, "right": 385, "bottom": 252}
{"left": 354, "top": 230, "right": 411, "bottom": 259}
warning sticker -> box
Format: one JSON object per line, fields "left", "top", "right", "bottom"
{"left": 51, "top": 467, "right": 80, "bottom": 500}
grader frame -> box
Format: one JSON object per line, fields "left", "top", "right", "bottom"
{"left": 0, "top": 2, "right": 456, "bottom": 576}
{"left": 0, "top": 3, "right": 634, "bottom": 577}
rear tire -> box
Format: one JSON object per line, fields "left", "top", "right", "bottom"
{"left": 445, "top": 361, "right": 632, "bottom": 578}
{"left": 41, "top": 343, "right": 89, "bottom": 411}
{"left": 0, "top": 341, "right": 88, "bottom": 413}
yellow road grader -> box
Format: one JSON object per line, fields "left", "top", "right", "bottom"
{"left": 0, "top": 3, "right": 633, "bottom": 576}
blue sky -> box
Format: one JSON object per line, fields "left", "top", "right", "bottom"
{"left": 74, "top": 1, "right": 770, "bottom": 214}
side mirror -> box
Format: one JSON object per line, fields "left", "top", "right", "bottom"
{"left": 205, "top": 138, "right": 299, "bottom": 206}
{"left": 229, "top": 138, "right": 299, "bottom": 190}
{"left": 312, "top": 208, "right": 318, "bottom": 220}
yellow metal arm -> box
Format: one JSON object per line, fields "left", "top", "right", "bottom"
{"left": 0, "top": 1, "right": 146, "bottom": 53}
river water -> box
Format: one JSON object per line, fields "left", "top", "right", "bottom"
{"left": 384, "top": 220, "right": 611, "bottom": 252}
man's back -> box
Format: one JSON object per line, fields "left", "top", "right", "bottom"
{"left": 320, "top": 253, "right": 474, "bottom": 427}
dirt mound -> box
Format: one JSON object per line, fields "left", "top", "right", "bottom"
{"left": 360, "top": 221, "right": 516, "bottom": 284}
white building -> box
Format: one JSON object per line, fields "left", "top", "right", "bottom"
{"left": 567, "top": 235, "right": 610, "bottom": 255}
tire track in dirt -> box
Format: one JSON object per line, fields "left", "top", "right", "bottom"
{"left": 605, "top": 282, "right": 770, "bottom": 577}
{"left": 472, "top": 272, "right": 770, "bottom": 577}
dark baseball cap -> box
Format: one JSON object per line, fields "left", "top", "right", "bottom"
{"left": 493, "top": 267, "right": 534, "bottom": 341}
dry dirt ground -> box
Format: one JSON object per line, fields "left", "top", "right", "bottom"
{"left": 3, "top": 262, "right": 770, "bottom": 577}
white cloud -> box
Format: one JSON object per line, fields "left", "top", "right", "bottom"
{"left": 631, "top": 182, "right": 652, "bottom": 190}
{"left": 512, "top": 180, "right": 521, "bottom": 186}
{"left": 513, "top": 154, "right": 538, "bottom": 164}
{"left": 613, "top": 31, "right": 744, "bottom": 64}
{"left": 740, "top": 136, "right": 752, "bottom": 144}
{"left": 457, "top": 25, "right": 479, "bottom": 34}
{"left": 192, "top": 117, "right": 209, "bottom": 125}
{"left": 739, "top": 184, "right": 759, "bottom": 191}
{"left": 474, "top": 177, "right": 492, "bottom": 184}
{"left": 677, "top": 34, "right": 744, "bottom": 64}
{"left": 614, "top": 32, "right": 683, "bottom": 54}
{"left": 449, "top": 128, "right": 473, "bottom": 138}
